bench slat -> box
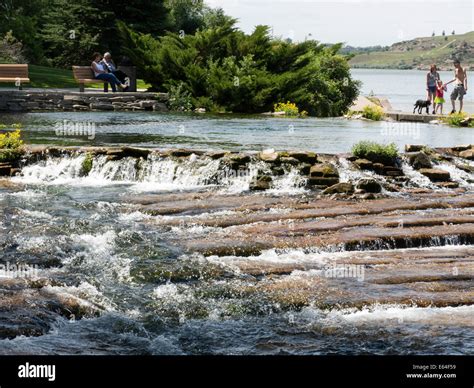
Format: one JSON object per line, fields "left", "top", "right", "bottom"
{"left": 0, "top": 78, "right": 30, "bottom": 82}
{"left": 0, "top": 64, "right": 29, "bottom": 79}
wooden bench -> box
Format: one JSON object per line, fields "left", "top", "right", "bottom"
{"left": 72, "top": 66, "right": 109, "bottom": 92}
{"left": 0, "top": 64, "right": 30, "bottom": 90}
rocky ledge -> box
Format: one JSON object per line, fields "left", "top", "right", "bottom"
{"left": 0, "top": 90, "right": 169, "bottom": 112}
{"left": 0, "top": 144, "right": 472, "bottom": 199}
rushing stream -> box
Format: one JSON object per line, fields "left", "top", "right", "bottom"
{"left": 0, "top": 112, "right": 473, "bottom": 355}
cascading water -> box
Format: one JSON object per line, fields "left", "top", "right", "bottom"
{"left": 2, "top": 146, "right": 474, "bottom": 355}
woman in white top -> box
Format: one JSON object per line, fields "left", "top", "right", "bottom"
{"left": 91, "top": 52, "right": 127, "bottom": 92}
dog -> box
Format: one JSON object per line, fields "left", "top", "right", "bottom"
{"left": 413, "top": 99, "right": 431, "bottom": 114}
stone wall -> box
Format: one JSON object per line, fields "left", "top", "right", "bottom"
{"left": 0, "top": 91, "right": 169, "bottom": 112}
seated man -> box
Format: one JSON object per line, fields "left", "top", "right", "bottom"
{"left": 91, "top": 52, "right": 127, "bottom": 92}
{"left": 102, "top": 52, "right": 130, "bottom": 87}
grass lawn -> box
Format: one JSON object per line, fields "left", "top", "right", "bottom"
{"left": 0, "top": 65, "right": 151, "bottom": 90}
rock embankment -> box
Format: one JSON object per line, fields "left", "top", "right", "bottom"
{"left": 1, "top": 144, "right": 473, "bottom": 195}
{"left": 0, "top": 90, "right": 169, "bottom": 112}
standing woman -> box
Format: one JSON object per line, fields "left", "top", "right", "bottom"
{"left": 91, "top": 52, "right": 126, "bottom": 92}
{"left": 426, "top": 64, "right": 440, "bottom": 114}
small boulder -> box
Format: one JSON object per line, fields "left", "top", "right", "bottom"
{"left": 167, "top": 149, "right": 195, "bottom": 157}
{"left": 0, "top": 163, "right": 12, "bottom": 176}
{"left": 307, "top": 177, "right": 340, "bottom": 187}
{"left": 206, "top": 151, "right": 228, "bottom": 160}
{"left": 407, "top": 152, "right": 432, "bottom": 170}
{"left": 323, "top": 182, "right": 354, "bottom": 195}
{"left": 438, "top": 181, "right": 459, "bottom": 189}
{"left": 287, "top": 151, "right": 317, "bottom": 164}
{"left": 451, "top": 145, "right": 472, "bottom": 152}
{"left": 310, "top": 163, "right": 339, "bottom": 178}
{"left": 383, "top": 166, "right": 404, "bottom": 177}
{"left": 280, "top": 156, "right": 300, "bottom": 165}
{"left": 405, "top": 145, "right": 424, "bottom": 152}
{"left": 372, "top": 163, "right": 385, "bottom": 175}
{"left": 418, "top": 168, "right": 451, "bottom": 182}
{"left": 249, "top": 175, "right": 272, "bottom": 191}
{"left": 356, "top": 178, "right": 382, "bottom": 193}
{"left": 259, "top": 150, "right": 279, "bottom": 163}
{"left": 225, "top": 153, "right": 251, "bottom": 166}
{"left": 459, "top": 149, "right": 474, "bottom": 160}
{"left": 89, "top": 103, "right": 114, "bottom": 111}
{"left": 354, "top": 159, "right": 373, "bottom": 170}
{"left": 299, "top": 163, "right": 312, "bottom": 175}
{"left": 271, "top": 166, "right": 285, "bottom": 176}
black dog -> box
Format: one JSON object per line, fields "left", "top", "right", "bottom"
{"left": 413, "top": 100, "right": 431, "bottom": 114}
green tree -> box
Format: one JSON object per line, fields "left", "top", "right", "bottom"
{"left": 91, "top": 0, "right": 169, "bottom": 56}
{"left": 118, "top": 21, "right": 359, "bottom": 117}
{"left": 40, "top": 0, "right": 105, "bottom": 67}
{"left": 0, "top": 0, "right": 46, "bottom": 62}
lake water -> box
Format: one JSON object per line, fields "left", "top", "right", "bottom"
{"left": 0, "top": 69, "right": 471, "bottom": 154}
{"left": 351, "top": 68, "right": 474, "bottom": 113}
{"left": 0, "top": 110, "right": 472, "bottom": 155}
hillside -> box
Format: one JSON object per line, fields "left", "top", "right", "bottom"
{"left": 349, "top": 31, "right": 474, "bottom": 70}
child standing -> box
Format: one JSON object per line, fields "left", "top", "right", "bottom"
{"left": 434, "top": 80, "right": 447, "bottom": 114}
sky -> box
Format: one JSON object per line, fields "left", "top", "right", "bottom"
{"left": 205, "top": 0, "right": 474, "bottom": 46}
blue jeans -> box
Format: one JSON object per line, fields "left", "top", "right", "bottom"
{"left": 95, "top": 73, "right": 121, "bottom": 92}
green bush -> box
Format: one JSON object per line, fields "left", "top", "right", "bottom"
{"left": 0, "top": 128, "right": 24, "bottom": 163}
{"left": 168, "top": 83, "right": 193, "bottom": 112}
{"left": 444, "top": 112, "right": 473, "bottom": 127}
{"left": 80, "top": 152, "right": 94, "bottom": 176}
{"left": 118, "top": 22, "right": 360, "bottom": 117}
{"left": 274, "top": 101, "right": 307, "bottom": 117}
{"left": 361, "top": 105, "right": 384, "bottom": 121}
{"left": 352, "top": 141, "right": 399, "bottom": 164}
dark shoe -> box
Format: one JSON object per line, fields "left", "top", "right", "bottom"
{"left": 432, "top": 110, "right": 435, "bottom": 114}
{"left": 451, "top": 109, "right": 456, "bottom": 114}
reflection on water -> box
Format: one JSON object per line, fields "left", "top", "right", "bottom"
{"left": 0, "top": 110, "right": 473, "bottom": 153}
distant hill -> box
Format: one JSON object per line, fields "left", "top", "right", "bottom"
{"left": 349, "top": 31, "right": 474, "bottom": 70}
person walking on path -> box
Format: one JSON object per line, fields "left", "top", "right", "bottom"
{"left": 426, "top": 64, "right": 440, "bottom": 114}
{"left": 445, "top": 59, "right": 468, "bottom": 113}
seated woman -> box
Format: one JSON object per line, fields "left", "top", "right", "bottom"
{"left": 91, "top": 52, "right": 127, "bottom": 92}
{"left": 102, "top": 52, "right": 130, "bottom": 87}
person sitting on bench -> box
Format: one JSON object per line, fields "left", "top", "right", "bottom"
{"left": 91, "top": 52, "right": 127, "bottom": 92}
{"left": 102, "top": 52, "right": 130, "bottom": 88}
